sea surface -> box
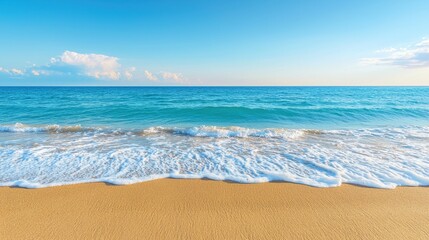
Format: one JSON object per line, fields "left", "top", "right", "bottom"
{"left": 1, "top": 87, "right": 428, "bottom": 188}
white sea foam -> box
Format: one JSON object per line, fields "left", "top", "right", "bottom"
{"left": 142, "top": 126, "right": 309, "bottom": 139}
{"left": 0, "top": 124, "right": 428, "bottom": 189}
{"left": 0, "top": 123, "right": 45, "bottom": 133}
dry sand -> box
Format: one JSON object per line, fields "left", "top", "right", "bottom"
{"left": 0, "top": 179, "right": 428, "bottom": 239}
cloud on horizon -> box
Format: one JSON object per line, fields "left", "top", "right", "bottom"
{"left": 0, "top": 51, "right": 186, "bottom": 84}
{"left": 161, "top": 72, "right": 184, "bottom": 83}
{"left": 0, "top": 67, "right": 25, "bottom": 76}
{"left": 144, "top": 70, "right": 157, "bottom": 81}
{"left": 124, "top": 67, "right": 136, "bottom": 80}
{"left": 54, "top": 51, "right": 121, "bottom": 80}
{"left": 361, "top": 38, "right": 429, "bottom": 68}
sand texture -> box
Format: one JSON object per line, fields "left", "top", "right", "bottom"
{"left": 1, "top": 179, "right": 429, "bottom": 239}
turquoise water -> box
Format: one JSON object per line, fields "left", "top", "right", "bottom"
{"left": 1, "top": 87, "right": 428, "bottom": 129}
{"left": 1, "top": 87, "right": 429, "bottom": 188}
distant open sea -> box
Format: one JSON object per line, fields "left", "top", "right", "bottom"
{"left": 1, "top": 87, "right": 428, "bottom": 188}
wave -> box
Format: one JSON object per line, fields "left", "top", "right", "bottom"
{"left": 1, "top": 123, "right": 428, "bottom": 189}
{"left": 1, "top": 123, "right": 322, "bottom": 139}
{"left": 0, "top": 123, "right": 93, "bottom": 133}
{"left": 141, "top": 126, "right": 321, "bottom": 139}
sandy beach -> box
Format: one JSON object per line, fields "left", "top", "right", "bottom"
{"left": 0, "top": 179, "right": 428, "bottom": 239}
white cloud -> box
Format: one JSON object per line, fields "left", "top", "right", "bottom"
{"left": 11, "top": 68, "right": 24, "bottom": 75}
{"left": 0, "top": 67, "right": 24, "bottom": 75}
{"left": 144, "top": 70, "right": 157, "bottom": 81}
{"left": 361, "top": 38, "right": 429, "bottom": 68}
{"left": 0, "top": 67, "right": 8, "bottom": 74}
{"left": 1, "top": 50, "right": 189, "bottom": 84}
{"left": 161, "top": 72, "right": 184, "bottom": 82}
{"left": 124, "top": 67, "right": 136, "bottom": 80}
{"left": 57, "top": 51, "right": 121, "bottom": 80}
{"left": 50, "top": 57, "right": 58, "bottom": 64}
{"left": 416, "top": 39, "right": 429, "bottom": 47}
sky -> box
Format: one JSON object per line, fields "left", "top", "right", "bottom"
{"left": 0, "top": 0, "right": 429, "bottom": 86}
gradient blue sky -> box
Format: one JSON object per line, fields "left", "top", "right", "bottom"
{"left": 1, "top": 0, "right": 429, "bottom": 86}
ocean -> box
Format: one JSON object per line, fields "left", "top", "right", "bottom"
{"left": 0, "top": 86, "right": 428, "bottom": 188}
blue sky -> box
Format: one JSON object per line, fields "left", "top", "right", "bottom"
{"left": 1, "top": 0, "right": 429, "bottom": 86}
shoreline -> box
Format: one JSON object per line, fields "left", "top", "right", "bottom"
{"left": 1, "top": 179, "right": 428, "bottom": 239}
